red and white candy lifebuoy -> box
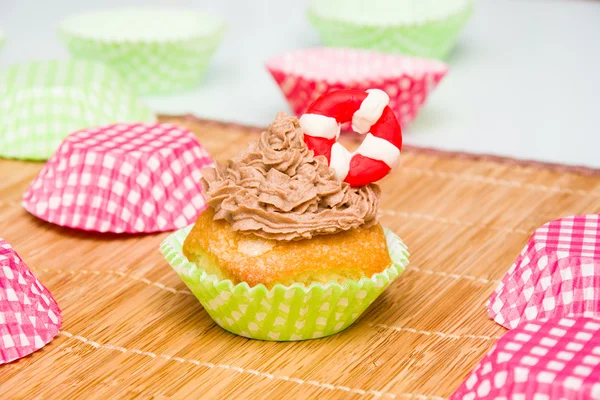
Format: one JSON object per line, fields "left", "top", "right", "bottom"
{"left": 299, "top": 89, "right": 402, "bottom": 187}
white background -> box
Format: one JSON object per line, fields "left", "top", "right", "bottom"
{"left": 1, "top": 0, "right": 599, "bottom": 167}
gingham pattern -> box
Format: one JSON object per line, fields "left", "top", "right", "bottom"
{"left": 160, "top": 226, "right": 408, "bottom": 341}
{"left": 488, "top": 215, "right": 600, "bottom": 329}
{"left": 22, "top": 123, "right": 214, "bottom": 234}
{"left": 0, "top": 238, "right": 62, "bottom": 364}
{"left": 0, "top": 60, "right": 155, "bottom": 160}
{"left": 308, "top": 2, "right": 473, "bottom": 60}
{"left": 58, "top": 10, "right": 226, "bottom": 95}
{"left": 451, "top": 317, "right": 600, "bottom": 399}
{"left": 267, "top": 48, "right": 447, "bottom": 128}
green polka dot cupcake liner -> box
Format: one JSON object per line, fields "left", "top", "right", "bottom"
{"left": 160, "top": 226, "right": 409, "bottom": 341}
{"left": 307, "top": 0, "right": 474, "bottom": 59}
{"left": 0, "top": 59, "right": 155, "bottom": 161}
{"left": 58, "top": 8, "right": 226, "bottom": 95}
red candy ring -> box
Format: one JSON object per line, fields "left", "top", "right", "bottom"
{"left": 299, "top": 89, "right": 402, "bottom": 187}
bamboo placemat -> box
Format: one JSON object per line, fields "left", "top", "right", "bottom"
{"left": 1, "top": 116, "right": 599, "bottom": 399}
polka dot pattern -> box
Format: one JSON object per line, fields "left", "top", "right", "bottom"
{"left": 489, "top": 215, "right": 600, "bottom": 329}
{"left": 266, "top": 48, "right": 447, "bottom": 128}
{"left": 451, "top": 317, "right": 600, "bottom": 399}
{"left": 22, "top": 123, "right": 214, "bottom": 234}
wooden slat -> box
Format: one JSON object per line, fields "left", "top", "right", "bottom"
{"left": 1, "top": 116, "right": 599, "bottom": 399}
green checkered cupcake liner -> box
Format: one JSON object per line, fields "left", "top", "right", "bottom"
{"left": 58, "top": 8, "right": 226, "bottom": 95}
{"left": 308, "top": 0, "right": 474, "bottom": 59}
{"left": 160, "top": 225, "right": 409, "bottom": 341}
{"left": 0, "top": 59, "right": 155, "bottom": 161}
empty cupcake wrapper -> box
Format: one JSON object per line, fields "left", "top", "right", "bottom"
{"left": 58, "top": 8, "right": 226, "bottom": 94}
{"left": 22, "top": 122, "right": 214, "bottom": 233}
{"left": 451, "top": 316, "right": 600, "bottom": 399}
{"left": 0, "top": 239, "right": 62, "bottom": 364}
{"left": 0, "top": 59, "right": 155, "bottom": 161}
{"left": 488, "top": 214, "right": 600, "bottom": 329}
{"left": 308, "top": 1, "right": 473, "bottom": 59}
{"left": 266, "top": 47, "right": 447, "bottom": 127}
{"left": 160, "top": 226, "right": 409, "bottom": 341}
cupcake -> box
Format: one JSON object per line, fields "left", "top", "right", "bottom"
{"left": 161, "top": 89, "right": 408, "bottom": 341}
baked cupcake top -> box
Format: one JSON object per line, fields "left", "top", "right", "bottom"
{"left": 201, "top": 112, "right": 381, "bottom": 241}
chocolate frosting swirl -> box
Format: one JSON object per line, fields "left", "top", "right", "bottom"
{"left": 201, "top": 113, "right": 381, "bottom": 241}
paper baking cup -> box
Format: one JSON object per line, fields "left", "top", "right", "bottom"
{"left": 1, "top": 238, "right": 62, "bottom": 364}
{"left": 161, "top": 226, "right": 408, "bottom": 341}
{"left": 266, "top": 47, "right": 448, "bottom": 127}
{"left": 308, "top": 0, "right": 473, "bottom": 59}
{"left": 451, "top": 316, "right": 600, "bottom": 399}
{"left": 22, "top": 122, "right": 214, "bottom": 234}
{"left": 58, "top": 8, "right": 226, "bottom": 94}
{"left": 488, "top": 215, "right": 600, "bottom": 330}
{"left": 0, "top": 60, "right": 155, "bottom": 161}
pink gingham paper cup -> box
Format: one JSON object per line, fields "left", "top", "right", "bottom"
{"left": 1, "top": 238, "right": 62, "bottom": 364}
{"left": 488, "top": 215, "right": 600, "bottom": 329}
{"left": 22, "top": 123, "right": 214, "bottom": 234}
{"left": 451, "top": 316, "right": 600, "bottom": 399}
{"left": 266, "top": 47, "right": 448, "bottom": 128}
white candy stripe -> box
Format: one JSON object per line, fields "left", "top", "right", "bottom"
{"left": 299, "top": 113, "right": 340, "bottom": 140}
{"left": 351, "top": 89, "right": 390, "bottom": 135}
{"left": 355, "top": 133, "right": 401, "bottom": 169}
{"left": 329, "top": 142, "right": 352, "bottom": 181}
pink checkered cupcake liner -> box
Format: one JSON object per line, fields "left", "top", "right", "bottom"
{"left": 489, "top": 215, "right": 600, "bottom": 329}
{"left": 22, "top": 122, "right": 214, "bottom": 234}
{"left": 451, "top": 316, "right": 600, "bottom": 399}
{"left": 266, "top": 47, "right": 448, "bottom": 128}
{"left": 1, "top": 238, "right": 62, "bottom": 364}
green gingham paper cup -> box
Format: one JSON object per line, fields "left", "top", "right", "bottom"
{"left": 58, "top": 8, "right": 226, "bottom": 95}
{"left": 308, "top": 0, "right": 473, "bottom": 59}
{"left": 160, "top": 226, "right": 408, "bottom": 341}
{"left": 0, "top": 60, "right": 155, "bottom": 161}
